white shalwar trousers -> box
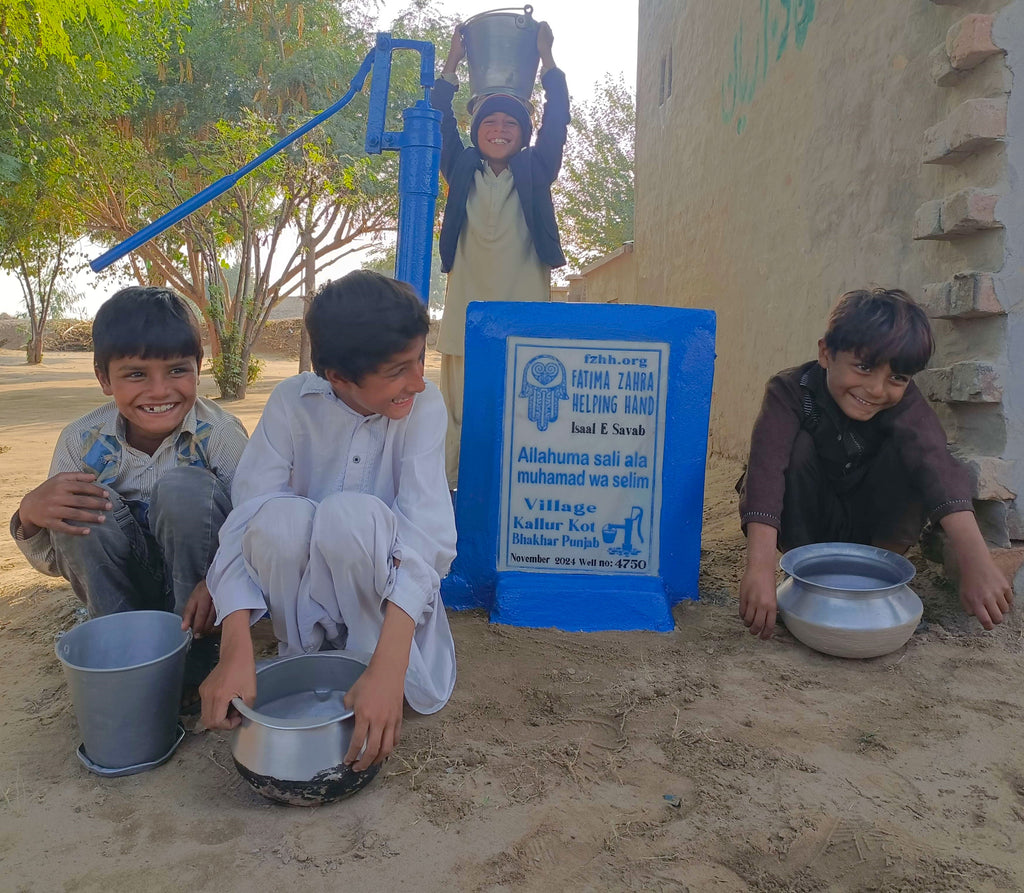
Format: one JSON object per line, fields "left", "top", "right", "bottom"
{"left": 240, "top": 492, "right": 456, "bottom": 714}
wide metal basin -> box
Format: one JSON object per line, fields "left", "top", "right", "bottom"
{"left": 230, "top": 652, "right": 380, "bottom": 806}
{"left": 776, "top": 542, "right": 923, "bottom": 659}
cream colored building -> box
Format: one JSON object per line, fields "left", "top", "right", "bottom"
{"left": 622, "top": 1, "right": 1023, "bottom": 581}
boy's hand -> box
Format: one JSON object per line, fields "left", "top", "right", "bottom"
{"left": 739, "top": 564, "right": 779, "bottom": 639}
{"left": 199, "top": 611, "right": 256, "bottom": 730}
{"left": 182, "top": 580, "right": 216, "bottom": 638}
{"left": 342, "top": 663, "right": 406, "bottom": 772}
{"left": 957, "top": 548, "right": 1013, "bottom": 630}
{"left": 442, "top": 25, "right": 465, "bottom": 74}
{"left": 740, "top": 522, "right": 780, "bottom": 638}
{"left": 537, "top": 21, "right": 555, "bottom": 67}
{"left": 18, "top": 473, "right": 112, "bottom": 538}
{"left": 342, "top": 599, "right": 415, "bottom": 772}
{"left": 941, "top": 510, "right": 1014, "bottom": 629}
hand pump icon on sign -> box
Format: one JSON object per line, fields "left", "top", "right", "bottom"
{"left": 602, "top": 506, "right": 644, "bottom": 557}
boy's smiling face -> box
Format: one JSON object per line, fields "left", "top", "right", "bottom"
{"left": 817, "top": 341, "right": 910, "bottom": 421}
{"left": 476, "top": 111, "right": 524, "bottom": 165}
{"left": 326, "top": 336, "right": 426, "bottom": 420}
{"left": 95, "top": 354, "right": 199, "bottom": 453}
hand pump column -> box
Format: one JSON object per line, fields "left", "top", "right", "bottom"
{"left": 365, "top": 35, "right": 441, "bottom": 303}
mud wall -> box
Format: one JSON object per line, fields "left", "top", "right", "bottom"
{"left": 636, "top": 0, "right": 1021, "bottom": 552}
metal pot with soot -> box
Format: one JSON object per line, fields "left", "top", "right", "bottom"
{"left": 230, "top": 652, "right": 380, "bottom": 806}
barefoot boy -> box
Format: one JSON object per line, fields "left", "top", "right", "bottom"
{"left": 738, "top": 288, "right": 1013, "bottom": 638}
{"left": 201, "top": 271, "right": 457, "bottom": 772}
{"left": 11, "top": 287, "right": 248, "bottom": 693}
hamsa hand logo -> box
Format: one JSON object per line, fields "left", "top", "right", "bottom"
{"left": 519, "top": 354, "right": 568, "bottom": 431}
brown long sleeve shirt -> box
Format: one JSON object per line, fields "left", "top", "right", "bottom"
{"left": 738, "top": 361, "right": 974, "bottom": 534}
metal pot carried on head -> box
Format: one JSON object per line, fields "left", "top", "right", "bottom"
{"left": 230, "top": 652, "right": 380, "bottom": 806}
{"left": 775, "top": 542, "right": 923, "bottom": 659}
{"left": 461, "top": 5, "right": 540, "bottom": 113}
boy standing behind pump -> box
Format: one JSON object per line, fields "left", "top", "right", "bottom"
{"left": 430, "top": 20, "right": 570, "bottom": 490}
{"left": 738, "top": 288, "right": 1012, "bottom": 638}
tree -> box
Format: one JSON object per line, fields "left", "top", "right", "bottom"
{"left": 0, "top": 0, "right": 183, "bottom": 73}
{"left": 0, "top": 0, "right": 182, "bottom": 364}
{"left": 0, "top": 181, "right": 84, "bottom": 364}
{"left": 554, "top": 75, "right": 635, "bottom": 273}
{"left": 74, "top": 0, "right": 454, "bottom": 398}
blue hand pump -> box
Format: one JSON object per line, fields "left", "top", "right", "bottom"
{"left": 90, "top": 34, "right": 441, "bottom": 304}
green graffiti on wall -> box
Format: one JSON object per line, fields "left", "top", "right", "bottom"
{"left": 721, "top": 0, "right": 816, "bottom": 135}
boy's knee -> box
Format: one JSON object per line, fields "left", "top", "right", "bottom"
{"left": 313, "top": 493, "right": 394, "bottom": 550}
{"left": 51, "top": 511, "right": 129, "bottom": 565}
{"left": 243, "top": 497, "right": 316, "bottom": 565}
{"left": 150, "top": 466, "right": 226, "bottom": 522}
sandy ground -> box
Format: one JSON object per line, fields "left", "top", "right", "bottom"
{"left": 1, "top": 349, "right": 1023, "bottom": 893}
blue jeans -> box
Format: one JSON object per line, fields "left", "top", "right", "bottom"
{"left": 51, "top": 466, "right": 231, "bottom": 618}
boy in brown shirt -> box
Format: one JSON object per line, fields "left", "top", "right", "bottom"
{"left": 738, "top": 288, "right": 1012, "bottom": 638}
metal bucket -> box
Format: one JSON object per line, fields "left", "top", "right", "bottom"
{"left": 462, "top": 5, "right": 540, "bottom": 110}
{"left": 56, "top": 610, "right": 191, "bottom": 774}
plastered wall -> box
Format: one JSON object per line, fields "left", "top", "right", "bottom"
{"left": 636, "top": 0, "right": 1008, "bottom": 449}
{"left": 567, "top": 244, "right": 638, "bottom": 305}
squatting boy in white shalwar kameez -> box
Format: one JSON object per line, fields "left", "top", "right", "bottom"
{"left": 201, "top": 271, "right": 457, "bottom": 771}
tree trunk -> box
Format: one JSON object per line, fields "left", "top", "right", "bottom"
{"left": 298, "top": 229, "right": 315, "bottom": 373}
{"left": 233, "top": 345, "right": 250, "bottom": 401}
{"left": 26, "top": 335, "right": 42, "bottom": 365}
{"left": 299, "top": 299, "right": 312, "bottom": 373}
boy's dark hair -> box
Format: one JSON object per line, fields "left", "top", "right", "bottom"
{"left": 306, "top": 270, "right": 429, "bottom": 382}
{"left": 93, "top": 287, "right": 204, "bottom": 375}
{"left": 823, "top": 287, "right": 934, "bottom": 375}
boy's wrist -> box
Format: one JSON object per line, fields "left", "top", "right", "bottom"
{"left": 219, "top": 609, "right": 255, "bottom": 656}
{"left": 369, "top": 601, "right": 414, "bottom": 675}
{"left": 940, "top": 510, "right": 987, "bottom": 556}
{"left": 14, "top": 509, "right": 42, "bottom": 539}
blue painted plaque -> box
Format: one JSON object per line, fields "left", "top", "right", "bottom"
{"left": 442, "top": 301, "right": 716, "bottom": 632}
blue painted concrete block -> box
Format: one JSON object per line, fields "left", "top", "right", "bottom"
{"left": 442, "top": 301, "right": 716, "bottom": 632}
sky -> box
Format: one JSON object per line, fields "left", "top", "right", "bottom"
{"left": 0, "top": 1, "right": 638, "bottom": 318}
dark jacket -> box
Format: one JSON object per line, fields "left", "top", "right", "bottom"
{"left": 738, "top": 360, "right": 975, "bottom": 533}
{"left": 430, "top": 68, "right": 570, "bottom": 273}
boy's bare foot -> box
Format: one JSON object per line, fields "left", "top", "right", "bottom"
{"left": 179, "top": 685, "right": 202, "bottom": 715}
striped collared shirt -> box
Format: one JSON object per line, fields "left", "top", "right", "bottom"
{"left": 11, "top": 396, "right": 248, "bottom": 575}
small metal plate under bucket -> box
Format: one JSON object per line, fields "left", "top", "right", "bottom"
{"left": 77, "top": 723, "right": 186, "bottom": 778}
{"left": 56, "top": 610, "right": 191, "bottom": 773}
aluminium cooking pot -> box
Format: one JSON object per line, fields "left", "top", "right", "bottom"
{"left": 230, "top": 651, "right": 380, "bottom": 806}
{"left": 776, "top": 542, "right": 923, "bottom": 659}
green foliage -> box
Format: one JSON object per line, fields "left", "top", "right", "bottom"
{"left": 207, "top": 325, "right": 265, "bottom": 398}
{"left": 554, "top": 75, "right": 635, "bottom": 274}
{"left": 0, "top": 0, "right": 183, "bottom": 71}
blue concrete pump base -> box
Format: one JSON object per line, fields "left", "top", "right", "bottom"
{"left": 492, "top": 573, "right": 674, "bottom": 632}
{"left": 441, "top": 300, "right": 717, "bottom": 634}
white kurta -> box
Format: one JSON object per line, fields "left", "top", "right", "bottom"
{"left": 206, "top": 373, "right": 457, "bottom": 713}
{"left": 436, "top": 165, "right": 551, "bottom": 357}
